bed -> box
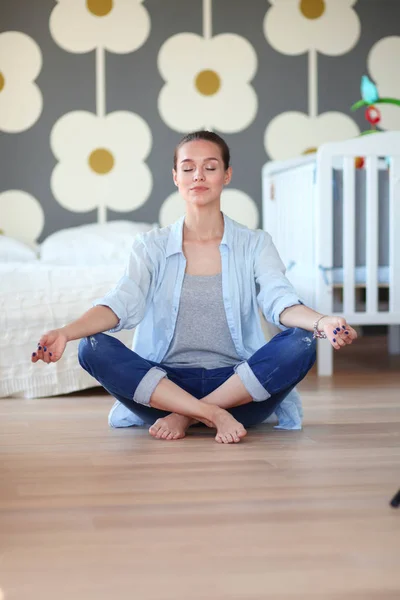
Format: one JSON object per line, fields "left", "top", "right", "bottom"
{"left": 262, "top": 131, "right": 400, "bottom": 375}
{"left": 0, "top": 220, "right": 153, "bottom": 398}
{"left": 0, "top": 261, "right": 134, "bottom": 398}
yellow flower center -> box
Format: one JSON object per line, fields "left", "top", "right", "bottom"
{"left": 195, "top": 70, "right": 221, "bottom": 96}
{"left": 300, "top": 0, "right": 325, "bottom": 19}
{"left": 86, "top": 0, "right": 113, "bottom": 17}
{"left": 303, "top": 147, "right": 317, "bottom": 155}
{"left": 88, "top": 148, "right": 115, "bottom": 174}
{"left": 0, "top": 72, "right": 5, "bottom": 92}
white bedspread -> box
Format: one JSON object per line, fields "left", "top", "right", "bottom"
{"left": 0, "top": 262, "right": 133, "bottom": 398}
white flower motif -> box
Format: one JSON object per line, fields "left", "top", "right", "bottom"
{"left": 50, "top": 111, "right": 152, "bottom": 221}
{"left": 159, "top": 190, "right": 259, "bottom": 230}
{"left": 265, "top": 112, "right": 360, "bottom": 161}
{"left": 50, "top": 0, "right": 150, "bottom": 53}
{"left": 0, "top": 31, "right": 42, "bottom": 133}
{"left": 0, "top": 190, "right": 44, "bottom": 246}
{"left": 368, "top": 36, "right": 400, "bottom": 131}
{"left": 264, "top": 0, "right": 360, "bottom": 55}
{"left": 158, "top": 33, "right": 257, "bottom": 133}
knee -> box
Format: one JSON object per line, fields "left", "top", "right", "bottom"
{"left": 78, "top": 333, "right": 106, "bottom": 369}
{"left": 290, "top": 328, "right": 317, "bottom": 363}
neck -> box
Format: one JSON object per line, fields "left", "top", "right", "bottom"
{"left": 183, "top": 205, "right": 224, "bottom": 242}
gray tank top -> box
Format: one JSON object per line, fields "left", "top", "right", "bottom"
{"left": 162, "top": 273, "right": 241, "bottom": 369}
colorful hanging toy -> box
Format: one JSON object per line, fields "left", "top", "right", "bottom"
{"left": 351, "top": 75, "right": 400, "bottom": 168}
{"left": 351, "top": 75, "right": 400, "bottom": 134}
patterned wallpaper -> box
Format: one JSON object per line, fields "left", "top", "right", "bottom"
{"left": 0, "top": 0, "right": 399, "bottom": 247}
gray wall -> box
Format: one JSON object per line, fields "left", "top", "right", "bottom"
{"left": 1, "top": 0, "right": 399, "bottom": 244}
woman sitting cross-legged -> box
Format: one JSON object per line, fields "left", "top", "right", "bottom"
{"left": 32, "top": 131, "right": 357, "bottom": 444}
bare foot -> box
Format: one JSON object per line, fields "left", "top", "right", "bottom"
{"left": 211, "top": 407, "right": 247, "bottom": 444}
{"left": 149, "top": 413, "right": 195, "bottom": 440}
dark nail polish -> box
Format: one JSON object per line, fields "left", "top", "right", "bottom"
{"left": 49, "top": 352, "right": 53, "bottom": 356}
{"left": 345, "top": 331, "right": 349, "bottom": 335}
{"left": 342, "top": 326, "right": 346, "bottom": 329}
{"left": 333, "top": 338, "right": 336, "bottom": 342}
{"left": 44, "top": 347, "right": 47, "bottom": 351}
{"left": 32, "top": 352, "right": 36, "bottom": 357}
{"left": 38, "top": 346, "right": 42, "bottom": 350}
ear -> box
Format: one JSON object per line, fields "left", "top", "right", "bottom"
{"left": 224, "top": 166, "right": 232, "bottom": 186}
{"left": 172, "top": 168, "right": 178, "bottom": 187}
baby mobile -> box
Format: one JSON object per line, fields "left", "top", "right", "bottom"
{"left": 351, "top": 75, "right": 400, "bottom": 168}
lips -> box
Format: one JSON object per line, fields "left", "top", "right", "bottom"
{"left": 191, "top": 186, "right": 209, "bottom": 192}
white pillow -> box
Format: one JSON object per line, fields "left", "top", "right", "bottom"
{"left": 0, "top": 235, "right": 38, "bottom": 262}
{"left": 40, "top": 220, "right": 158, "bottom": 265}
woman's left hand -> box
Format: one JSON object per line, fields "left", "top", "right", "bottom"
{"left": 319, "top": 316, "right": 358, "bottom": 350}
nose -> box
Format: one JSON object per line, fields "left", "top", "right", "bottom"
{"left": 193, "top": 168, "right": 205, "bottom": 182}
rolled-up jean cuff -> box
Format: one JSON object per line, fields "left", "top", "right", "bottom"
{"left": 133, "top": 367, "right": 168, "bottom": 407}
{"left": 234, "top": 361, "right": 271, "bottom": 402}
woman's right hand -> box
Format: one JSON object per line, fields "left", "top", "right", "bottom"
{"left": 31, "top": 329, "right": 68, "bottom": 364}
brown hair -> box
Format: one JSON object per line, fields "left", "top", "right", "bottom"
{"left": 173, "top": 130, "right": 231, "bottom": 171}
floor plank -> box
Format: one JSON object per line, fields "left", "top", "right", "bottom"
{"left": 0, "top": 336, "right": 399, "bottom": 599}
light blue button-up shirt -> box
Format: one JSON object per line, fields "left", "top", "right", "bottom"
{"left": 94, "top": 213, "right": 302, "bottom": 363}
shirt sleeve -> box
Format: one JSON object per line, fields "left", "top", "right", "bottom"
{"left": 254, "top": 231, "right": 302, "bottom": 328}
{"left": 92, "top": 235, "right": 154, "bottom": 333}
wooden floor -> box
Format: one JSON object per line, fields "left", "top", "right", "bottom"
{"left": 1, "top": 336, "right": 400, "bottom": 600}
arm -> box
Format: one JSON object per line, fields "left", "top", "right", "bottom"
{"left": 32, "top": 305, "right": 119, "bottom": 364}
{"left": 92, "top": 235, "right": 154, "bottom": 333}
{"left": 60, "top": 305, "right": 119, "bottom": 341}
{"left": 254, "top": 231, "right": 303, "bottom": 328}
{"left": 279, "top": 304, "right": 357, "bottom": 350}
{"left": 32, "top": 235, "right": 154, "bottom": 364}
{"left": 255, "top": 232, "right": 357, "bottom": 350}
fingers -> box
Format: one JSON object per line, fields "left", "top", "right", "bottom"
{"left": 346, "top": 325, "right": 358, "bottom": 340}
{"left": 38, "top": 335, "right": 48, "bottom": 347}
{"left": 329, "top": 322, "right": 357, "bottom": 350}
{"left": 330, "top": 334, "right": 344, "bottom": 350}
{"left": 31, "top": 343, "right": 44, "bottom": 363}
{"left": 43, "top": 346, "right": 51, "bottom": 364}
{"left": 31, "top": 342, "right": 53, "bottom": 363}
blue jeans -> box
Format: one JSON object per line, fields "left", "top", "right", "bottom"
{"left": 78, "top": 328, "right": 316, "bottom": 428}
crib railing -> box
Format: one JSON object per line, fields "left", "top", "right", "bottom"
{"left": 263, "top": 131, "right": 400, "bottom": 375}
{"left": 316, "top": 132, "right": 400, "bottom": 325}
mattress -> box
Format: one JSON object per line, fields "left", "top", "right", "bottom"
{"left": 330, "top": 266, "right": 389, "bottom": 285}
{"left": 0, "top": 262, "right": 134, "bottom": 398}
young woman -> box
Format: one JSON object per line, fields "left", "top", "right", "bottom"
{"left": 32, "top": 131, "right": 357, "bottom": 444}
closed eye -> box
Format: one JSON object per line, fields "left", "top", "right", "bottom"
{"left": 182, "top": 167, "right": 216, "bottom": 172}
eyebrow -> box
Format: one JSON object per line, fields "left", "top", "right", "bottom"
{"left": 180, "top": 157, "right": 219, "bottom": 163}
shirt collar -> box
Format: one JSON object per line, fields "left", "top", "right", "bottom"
{"left": 166, "top": 212, "right": 231, "bottom": 258}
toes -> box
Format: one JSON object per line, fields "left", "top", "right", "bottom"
{"left": 149, "top": 419, "right": 162, "bottom": 436}
{"left": 166, "top": 431, "right": 174, "bottom": 440}
{"left": 238, "top": 427, "right": 247, "bottom": 438}
{"left": 161, "top": 429, "right": 170, "bottom": 439}
{"left": 215, "top": 433, "right": 223, "bottom": 443}
{"left": 156, "top": 427, "right": 166, "bottom": 439}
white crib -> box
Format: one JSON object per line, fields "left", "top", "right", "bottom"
{"left": 262, "top": 131, "right": 400, "bottom": 375}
